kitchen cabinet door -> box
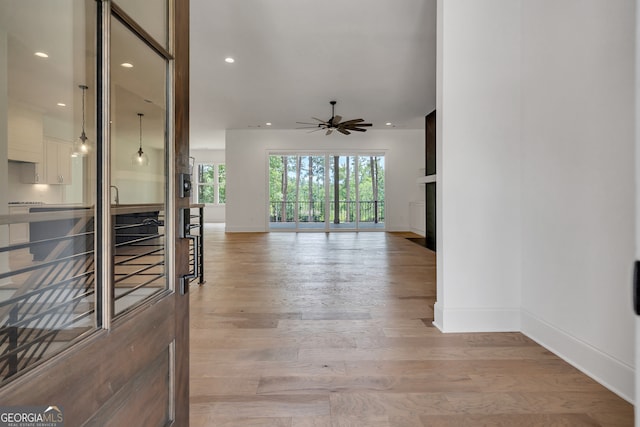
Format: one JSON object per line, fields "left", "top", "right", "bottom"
{"left": 44, "top": 138, "right": 73, "bottom": 185}
{"left": 56, "top": 143, "right": 72, "bottom": 184}
{"left": 20, "top": 162, "right": 45, "bottom": 184}
{"left": 7, "top": 103, "right": 44, "bottom": 163}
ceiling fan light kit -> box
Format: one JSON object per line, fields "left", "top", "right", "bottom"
{"left": 297, "top": 101, "right": 372, "bottom": 135}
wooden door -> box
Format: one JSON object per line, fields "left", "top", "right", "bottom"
{"left": 0, "top": 1, "right": 190, "bottom": 425}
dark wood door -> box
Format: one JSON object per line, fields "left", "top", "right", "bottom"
{"left": 0, "top": 1, "right": 190, "bottom": 425}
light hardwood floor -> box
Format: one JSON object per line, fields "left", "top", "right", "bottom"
{"left": 190, "top": 225, "right": 633, "bottom": 426}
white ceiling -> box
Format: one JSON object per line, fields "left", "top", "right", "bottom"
{"left": 189, "top": 0, "right": 437, "bottom": 150}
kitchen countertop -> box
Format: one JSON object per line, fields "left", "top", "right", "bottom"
{"left": 0, "top": 203, "right": 166, "bottom": 226}
{"left": 2, "top": 203, "right": 203, "bottom": 226}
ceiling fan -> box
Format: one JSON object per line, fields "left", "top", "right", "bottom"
{"left": 297, "top": 101, "right": 372, "bottom": 135}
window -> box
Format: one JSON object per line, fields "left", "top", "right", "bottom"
{"left": 196, "top": 163, "right": 226, "bottom": 204}
{"left": 268, "top": 153, "right": 385, "bottom": 231}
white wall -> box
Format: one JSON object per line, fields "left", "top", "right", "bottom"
{"left": 225, "top": 129, "right": 424, "bottom": 232}
{"left": 520, "top": 0, "right": 635, "bottom": 402}
{"left": 189, "top": 148, "right": 226, "bottom": 223}
{"left": 436, "top": 0, "right": 636, "bottom": 402}
{"left": 435, "top": 0, "right": 523, "bottom": 332}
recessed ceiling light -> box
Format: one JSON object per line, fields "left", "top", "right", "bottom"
{"left": 386, "top": 122, "right": 392, "bottom": 126}
{"left": 224, "top": 57, "right": 235, "bottom": 64}
{"left": 266, "top": 122, "right": 272, "bottom": 126}
{"left": 121, "top": 62, "right": 133, "bottom": 68}
{"left": 34, "top": 52, "right": 49, "bottom": 58}
{"left": 57, "top": 103, "right": 66, "bottom": 107}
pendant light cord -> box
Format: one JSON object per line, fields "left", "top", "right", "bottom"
{"left": 78, "top": 85, "right": 89, "bottom": 142}
{"left": 138, "top": 113, "right": 144, "bottom": 153}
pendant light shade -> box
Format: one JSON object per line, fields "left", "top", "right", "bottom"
{"left": 72, "top": 84, "right": 92, "bottom": 157}
{"left": 132, "top": 112, "right": 149, "bottom": 166}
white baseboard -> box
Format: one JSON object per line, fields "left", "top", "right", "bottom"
{"left": 432, "top": 301, "right": 444, "bottom": 330}
{"left": 224, "top": 226, "right": 267, "bottom": 233}
{"left": 521, "top": 309, "right": 634, "bottom": 404}
{"left": 385, "top": 224, "right": 410, "bottom": 232}
{"left": 409, "top": 227, "right": 426, "bottom": 236}
{"left": 432, "top": 304, "right": 520, "bottom": 332}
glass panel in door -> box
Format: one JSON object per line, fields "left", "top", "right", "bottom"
{"left": 0, "top": 0, "right": 98, "bottom": 383}
{"left": 269, "top": 155, "right": 297, "bottom": 230}
{"left": 298, "top": 155, "right": 325, "bottom": 230}
{"left": 358, "top": 155, "right": 385, "bottom": 229}
{"left": 329, "top": 155, "right": 357, "bottom": 230}
{"left": 114, "top": 0, "right": 168, "bottom": 49}
{"left": 110, "top": 17, "right": 167, "bottom": 316}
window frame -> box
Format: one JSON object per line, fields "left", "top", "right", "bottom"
{"left": 195, "top": 162, "right": 226, "bottom": 205}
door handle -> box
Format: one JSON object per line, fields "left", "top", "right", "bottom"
{"left": 180, "top": 230, "right": 199, "bottom": 295}
{"left": 179, "top": 208, "right": 200, "bottom": 295}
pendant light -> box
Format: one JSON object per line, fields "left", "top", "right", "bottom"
{"left": 72, "top": 84, "right": 91, "bottom": 157}
{"left": 132, "top": 112, "right": 149, "bottom": 166}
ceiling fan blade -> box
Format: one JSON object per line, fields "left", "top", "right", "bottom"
{"left": 339, "top": 118, "right": 364, "bottom": 126}
{"left": 344, "top": 123, "right": 372, "bottom": 127}
{"left": 299, "top": 103, "right": 370, "bottom": 136}
{"left": 307, "top": 127, "right": 324, "bottom": 133}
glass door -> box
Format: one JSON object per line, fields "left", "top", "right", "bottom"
{"left": 298, "top": 155, "right": 325, "bottom": 230}
{"left": 269, "top": 155, "right": 296, "bottom": 230}
{"left": 329, "top": 155, "right": 357, "bottom": 230}
{"left": 358, "top": 155, "right": 385, "bottom": 229}
{"left": 269, "top": 153, "right": 385, "bottom": 231}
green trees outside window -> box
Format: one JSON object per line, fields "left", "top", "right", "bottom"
{"left": 197, "top": 163, "right": 225, "bottom": 204}
{"left": 269, "top": 154, "right": 384, "bottom": 227}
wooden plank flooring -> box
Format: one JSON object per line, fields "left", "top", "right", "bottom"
{"left": 190, "top": 225, "right": 633, "bottom": 426}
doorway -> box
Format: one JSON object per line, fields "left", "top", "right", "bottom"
{"left": 269, "top": 153, "right": 385, "bottom": 231}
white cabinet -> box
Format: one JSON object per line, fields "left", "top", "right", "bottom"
{"left": 8, "top": 103, "right": 44, "bottom": 163}
{"left": 8, "top": 207, "right": 29, "bottom": 244}
{"left": 44, "top": 139, "right": 73, "bottom": 185}
{"left": 20, "top": 162, "right": 45, "bottom": 184}
{"left": 19, "top": 139, "right": 72, "bottom": 185}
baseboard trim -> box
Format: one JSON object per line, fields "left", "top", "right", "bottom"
{"left": 521, "top": 309, "right": 634, "bottom": 404}
{"left": 434, "top": 305, "right": 520, "bottom": 332}
{"left": 409, "top": 227, "right": 426, "bottom": 236}
{"left": 433, "top": 301, "right": 444, "bottom": 331}
{"left": 224, "top": 226, "right": 267, "bottom": 233}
